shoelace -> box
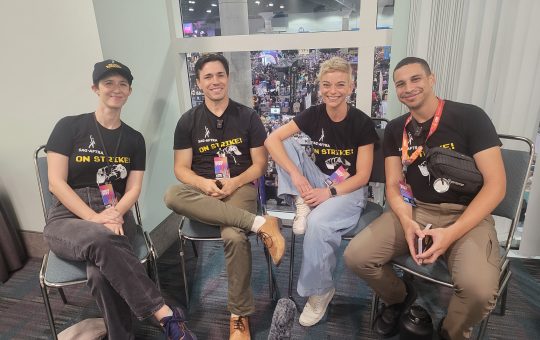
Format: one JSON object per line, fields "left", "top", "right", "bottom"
{"left": 258, "top": 231, "right": 273, "bottom": 248}
{"left": 233, "top": 316, "right": 247, "bottom": 332}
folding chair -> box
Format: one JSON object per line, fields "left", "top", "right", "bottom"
{"left": 34, "top": 145, "right": 159, "bottom": 340}
{"left": 286, "top": 118, "right": 388, "bottom": 302}
{"left": 370, "top": 134, "right": 535, "bottom": 339}
{"left": 178, "top": 177, "right": 278, "bottom": 308}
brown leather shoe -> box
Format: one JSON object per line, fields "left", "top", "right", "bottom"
{"left": 258, "top": 215, "right": 285, "bottom": 266}
{"left": 230, "top": 315, "right": 251, "bottom": 340}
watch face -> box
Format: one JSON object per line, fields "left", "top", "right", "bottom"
{"left": 330, "top": 187, "right": 337, "bottom": 197}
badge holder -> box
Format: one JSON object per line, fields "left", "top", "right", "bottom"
{"left": 324, "top": 165, "right": 350, "bottom": 187}
{"left": 214, "top": 151, "right": 230, "bottom": 180}
{"left": 399, "top": 180, "right": 416, "bottom": 206}
{"left": 99, "top": 182, "right": 117, "bottom": 208}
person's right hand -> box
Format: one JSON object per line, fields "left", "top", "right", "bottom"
{"left": 401, "top": 217, "right": 423, "bottom": 265}
{"left": 291, "top": 171, "right": 312, "bottom": 195}
{"left": 198, "top": 178, "right": 226, "bottom": 198}
{"left": 103, "top": 223, "right": 124, "bottom": 236}
{"left": 89, "top": 207, "right": 124, "bottom": 225}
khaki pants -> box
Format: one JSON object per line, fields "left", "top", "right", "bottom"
{"left": 164, "top": 183, "right": 257, "bottom": 315}
{"left": 344, "top": 201, "right": 500, "bottom": 340}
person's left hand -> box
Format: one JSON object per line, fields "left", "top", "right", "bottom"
{"left": 218, "top": 178, "right": 240, "bottom": 198}
{"left": 302, "top": 187, "right": 331, "bottom": 207}
{"left": 416, "top": 227, "right": 455, "bottom": 264}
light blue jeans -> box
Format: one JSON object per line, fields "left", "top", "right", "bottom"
{"left": 277, "top": 138, "right": 367, "bottom": 296}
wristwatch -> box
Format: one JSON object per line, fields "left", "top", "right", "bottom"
{"left": 329, "top": 186, "right": 337, "bottom": 197}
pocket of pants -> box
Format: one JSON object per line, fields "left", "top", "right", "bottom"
{"left": 486, "top": 229, "right": 501, "bottom": 269}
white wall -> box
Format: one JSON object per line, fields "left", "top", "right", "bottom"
{"left": 0, "top": 1, "right": 103, "bottom": 232}
{"left": 92, "top": 0, "right": 183, "bottom": 231}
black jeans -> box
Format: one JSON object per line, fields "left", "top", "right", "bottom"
{"left": 43, "top": 187, "right": 164, "bottom": 340}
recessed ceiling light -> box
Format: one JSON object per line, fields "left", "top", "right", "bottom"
{"left": 255, "top": 0, "right": 260, "bottom": 4}
{"left": 280, "top": 5, "right": 284, "bottom": 8}
{"left": 188, "top": 7, "right": 194, "bottom": 11}
{"left": 211, "top": 3, "right": 217, "bottom": 6}
{"left": 188, "top": 0, "right": 195, "bottom": 3}
{"left": 269, "top": 3, "right": 274, "bottom": 7}
{"left": 206, "top": 9, "right": 212, "bottom": 13}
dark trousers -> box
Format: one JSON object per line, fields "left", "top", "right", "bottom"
{"left": 43, "top": 187, "right": 164, "bottom": 340}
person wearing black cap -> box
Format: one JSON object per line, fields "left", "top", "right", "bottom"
{"left": 43, "top": 59, "right": 196, "bottom": 340}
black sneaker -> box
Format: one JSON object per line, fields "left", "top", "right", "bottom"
{"left": 374, "top": 279, "right": 417, "bottom": 338}
{"left": 160, "top": 306, "right": 197, "bottom": 340}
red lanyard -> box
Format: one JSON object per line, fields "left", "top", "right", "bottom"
{"left": 401, "top": 98, "right": 445, "bottom": 168}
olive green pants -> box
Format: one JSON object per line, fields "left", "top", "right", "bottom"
{"left": 344, "top": 201, "right": 500, "bottom": 340}
{"left": 164, "top": 183, "right": 258, "bottom": 315}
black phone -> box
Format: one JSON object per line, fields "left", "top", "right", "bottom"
{"left": 416, "top": 223, "right": 433, "bottom": 254}
{"left": 215, "top": 179, "right": 223, "bottom": 189}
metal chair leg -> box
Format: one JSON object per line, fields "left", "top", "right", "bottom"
{"left": 476, "top": 313, "right": 490, "bottom": 339}
{"left": 40, "top": 282, "right": 58, "bottom": 340}
{"left": 288, "top": 231, "right": 296, "bottom": 299}
{"left": 263, "top": 246, "right": 275, "bottom": 300}
{"left": 179, "top": 237, "right": 190, "bottom": 308}
{"left": 58, "top": 288, "right": 68, "bottom": 304}
{"left": 191, "top": 240, "right": 198, "bottom": 258}
{"left": 499, "top": 284, "right": 509, "bottom": 316}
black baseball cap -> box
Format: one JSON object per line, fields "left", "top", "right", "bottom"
{"left": 92, "top": 59, "right": 133, "bottom": 85}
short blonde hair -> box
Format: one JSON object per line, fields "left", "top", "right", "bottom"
{"left": 317, "top": 57, "right": 352, "bottom": 83}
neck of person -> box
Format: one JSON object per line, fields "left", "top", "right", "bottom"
{"left": 326, "top": 102, "right": 348, "bottom": 122}
{"left": 205, "top": 97, "right": 230, "bottom": 117}
{"left": 95, "top": 107, "right": 122, "bottom": 129}
{"left": 410, "top": 96, "right": 440, "bottom": 123}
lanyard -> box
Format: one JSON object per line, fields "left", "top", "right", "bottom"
{"left": 401, "top": 98, "right": 445, "bottom": 170}
{"left": 204, "top": 103, "right": 227, "bottom": 152}
{"left": 93, "top": 113, "right": 123, "bottom": 167}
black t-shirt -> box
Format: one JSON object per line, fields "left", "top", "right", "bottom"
{"left": 384, "top": 100, "right": 501, "bottom": 205}
{"left": 174, "top": 100, "right": 267, "bottom": 179}
{"left": 46, "top": 113, "right": 146, "bottom": 195}
{"left": 294, "top": 104, "right": 378, "bottom": 176}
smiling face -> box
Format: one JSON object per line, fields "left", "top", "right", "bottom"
{"left": 196, "top": 60, "right": 229, "bottom": 104}
{"left": 92, "top": 73, "right": 132, "bottom": 110}
{"left": 393, "top": 63, "right": 436, "bottom": 111}
{"left": 319, "top": 70, "right": 353, "bottom": 112}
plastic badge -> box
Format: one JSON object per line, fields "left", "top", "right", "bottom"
{"left": 324, "top": 165, "right": 350, "bottom": 187}
{"left": 214, "top": 156, "right": 230, "bottom": 179}
{"left": 399, "top": 180, "right": 416, "bottom": 206}
{"left": 98, "top": 183, "right": 117, "bottom": 208}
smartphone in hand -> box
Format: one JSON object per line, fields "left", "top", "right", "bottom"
{"left": 215, "top": 179, "right": 223, "bottom": 189}
{"left": 417, "top": 223, "right": 433, "bottom": 255}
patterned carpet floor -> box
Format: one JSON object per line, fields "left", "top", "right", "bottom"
{"left": 1, "top": 230, "right": 540, "bottom": 339}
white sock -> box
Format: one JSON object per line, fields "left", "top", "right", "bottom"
{"left": 251, "top": 215, "right": 266, "bottom": 233}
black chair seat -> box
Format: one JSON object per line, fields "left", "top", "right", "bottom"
{"left": 343, "top": 201, "right": 384, "bottom": 238}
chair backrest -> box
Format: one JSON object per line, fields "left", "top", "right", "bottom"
{"left": 369, "top": 127, "right": 386, "bottom": 183}
{"left": 33, "top": 145, "right": 142, "bottom": 225}
{"left": 492, "top": 134, "right": 535, "bottom": 252}
{"left": 34, "top": 145, "right": 52, "bottom": 219}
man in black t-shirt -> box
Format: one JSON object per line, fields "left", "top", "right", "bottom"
{"left": 164, "top": 54, "right": 285, "bottom": 340}
{"left": 345, "top": 57, "right": 506, "bottom": 340}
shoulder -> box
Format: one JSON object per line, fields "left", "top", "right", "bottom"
{"left": 121, "top": 122, "right": 144, "bottom": 139}
{"left": 230, "top": 100, "right": 257, "bottom": 117}
{"left": 387, "top": 113, "right": 408, "bottom": 131}
{"left": 348, "top": 106, "right": 372, "bottom": 122}
{"left": 443, "top": 100, "right": 487, "bottom": 118}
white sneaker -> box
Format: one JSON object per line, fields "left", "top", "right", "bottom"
{"left": 298, "top": 288, "right": 336, "bottom": 327}
{"left": 293, "top": 196, "right": 311, "bottom": 235}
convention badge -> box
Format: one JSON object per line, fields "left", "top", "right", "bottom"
{"left": 399, "top": 180, "right": 416, "bottom": 206}
{"left": 418, "top": 161, "right": 429, "bottom": 177}
{"left": 433, "top": 178, "right": 450, "bottom": 193}
{"left": 324, "top": 165, "right": 350, "bottom": 187}
{"left": 98, "top": 183, "right": 117, "bottom": 208}
{"left": 214, "top": 156, "right": 230, "bottom": 179}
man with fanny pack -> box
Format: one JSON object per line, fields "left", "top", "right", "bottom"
{"left": 344, "top": 57, "right": 506, "bottom": 340}
{"left": 164, "top": 54, "right": 285, "bottom": 340}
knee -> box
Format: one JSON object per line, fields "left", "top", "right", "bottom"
{"left": 454, "top": 274, "right": 499, "bottom": 308}
{"left": 164, "top": 184, "right": 188, "bottom": 211}
{"left": 344, "top": 236, "right": 375, "bottom": 274}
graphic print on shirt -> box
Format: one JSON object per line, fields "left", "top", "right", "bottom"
{"left": 196, "top": 125, "right": 243, "bottom": 162}
{"left": 96, "top": 164, "right": 128, "bottom": 185}
{"left": 312, "top": 128, "right": 354, "bottom": 171}
{"left": 319, "top": 128, "right": 325, "bottom": 142}
{"left": 89, "top": 135, "right": 96, "bottom": 149}
{"left": 325, "top": 157, "right": 351, "bottom": 170}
